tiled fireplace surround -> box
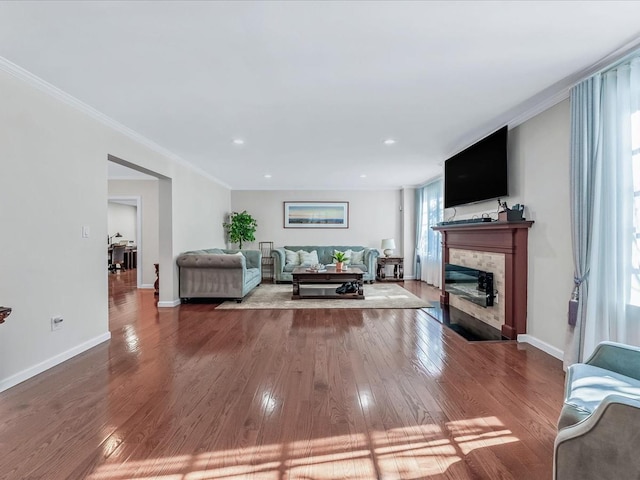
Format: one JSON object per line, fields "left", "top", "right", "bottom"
{"left": 433, "top": 221, "right": 534, "bottom": 340}
{"left": 449, "top": 249, "right": 505, "bottom": 332}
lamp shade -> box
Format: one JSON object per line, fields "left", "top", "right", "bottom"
{"left": 381, "top": 238, "right": 396, "bottom": 257}
{"left": 109, "top": 232, "right": 123, "bottom": 245}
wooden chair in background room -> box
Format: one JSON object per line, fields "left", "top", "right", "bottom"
{"left": 110, "top": 245, "right": 127, "bottom": 273}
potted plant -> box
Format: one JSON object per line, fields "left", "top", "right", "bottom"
{"left": 223, "top": 210, "right": 257, "bottom": 249}
{"left": 332, "top": 251, "right": 349, "bottom": 271}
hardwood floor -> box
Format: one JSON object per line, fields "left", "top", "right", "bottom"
{"left": 0, "top": 270, "right": 565, "bottom": 479}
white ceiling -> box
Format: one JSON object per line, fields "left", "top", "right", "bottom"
{"left": 2, "top": 1, "right": 640, "bottom": 190}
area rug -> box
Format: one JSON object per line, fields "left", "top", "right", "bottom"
{"left": 216, "top": 283, "right": 431, "bottom": 309}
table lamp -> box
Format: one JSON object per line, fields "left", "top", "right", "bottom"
{"left": 381, "top": 238, "right": 396, "bottom": 257}
{"left": 109, "top": 232, "right": 122, "bottom": 244}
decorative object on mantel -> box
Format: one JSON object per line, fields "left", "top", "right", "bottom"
{"left": 381, "top": 238, "right": 396, "bottom": 257}
{"left": 497, "top": 199, "right": 525, "bottom": 222}
{"left": 0, "top": 306, "right": 12, "bottom": 324}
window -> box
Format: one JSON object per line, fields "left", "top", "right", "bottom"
{"left": 418, "top": 187, "right": 443, "bottom": 253}
{"left": 416, "top": 179, "right": 443, "bottom": 286}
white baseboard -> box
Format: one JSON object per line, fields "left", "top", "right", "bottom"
{"left": 139, "top": 284, "right": 154, "bottom": 289}
{"left": 0, "top": 332, "right": 111, "bottom": 393}
{"left": 518, "top": 334, "right": 564, "bottom": 360}
{"left": 157, "top": 299, "right": 181, "bottom": 308}
{"left": 403, "top": 275, "right": 416, "bottom": 280}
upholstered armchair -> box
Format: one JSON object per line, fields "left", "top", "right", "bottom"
{"left": 554, "top": 341, "right": 640, "bottom": 480}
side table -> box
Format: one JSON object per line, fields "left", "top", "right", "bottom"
{"left": 376, "top": 256, "right": 404, "bottom": 281}
{"left": 0, "top": 306, "right": 12, "bottom": 324}
{"left": 259, "top": 241, "right": 274, "bottom": 282}
{"left": 154, "top": 263, "right": 159, "bottom": 296}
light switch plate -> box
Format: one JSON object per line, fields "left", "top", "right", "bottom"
{"left": 82, "top": 226, "right": 90, "bottom": 238}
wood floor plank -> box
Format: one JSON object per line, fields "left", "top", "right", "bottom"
{"left": 0, "top": 271, "right": 565, "bottom": 479}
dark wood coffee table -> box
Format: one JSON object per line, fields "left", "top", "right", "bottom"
{"left": 291, "top": 266, "right": 364, "bottom": 300}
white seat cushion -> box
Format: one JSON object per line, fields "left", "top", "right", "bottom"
{"left": 559, "top": 363, "right": 640, "bottom": 429}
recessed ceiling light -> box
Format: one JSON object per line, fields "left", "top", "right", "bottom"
{"left": 264, "top": 174, "right": 272, "bottom": 179}
{"left": 233, "top": 138, "right": 245, "bottom": 145}
{"left": 383, "top": 138, "right": 396, "bottom": 145}
{"left": 360, "top": 174, "right": 367, "bottom": 178}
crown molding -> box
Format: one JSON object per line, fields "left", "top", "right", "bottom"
{"left": 506, "top": 36, "right": 640, "bottom": 129}
{"left": 232, "top": 185, "right": 403, "bottom": 192}
{"left": 446, "top": 36, "right": 640, "bottom": 161}
{"left": 107, "top": 176, "right": 159, "bottom": 181}
{"left": 0, "top": 55, "right": 231, "bottom": 190}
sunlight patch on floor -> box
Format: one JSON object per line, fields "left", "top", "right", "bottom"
{"left": 88, "top": 416, "right": 519, "bottom": 479}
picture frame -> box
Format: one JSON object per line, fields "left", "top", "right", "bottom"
{"left": 283, "top": 201, "right": 349, "bottom": 229}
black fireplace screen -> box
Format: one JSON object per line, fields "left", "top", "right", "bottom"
{"left": 444, "top": 263, "right": 495, "bottom": 307}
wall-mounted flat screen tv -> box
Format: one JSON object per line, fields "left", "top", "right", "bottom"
{"left": 444, "top": 126, "right": 508, "bottom": 208}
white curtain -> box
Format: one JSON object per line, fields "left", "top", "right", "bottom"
{"left": 416, "top": 179, "right": 443, "bottom": 287}
{"left": 566, "top": 55, "right": 640, "bottom": 363}
{"left": 414, "top": 187, "right": 424, "bottom": 282}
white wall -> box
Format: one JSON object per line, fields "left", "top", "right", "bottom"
{"left": 0, "top": 66, "right": 230, "bottom": 391}
{"left": 513, "top": 100, "right": 573, "bottom": 355}
{"left": 230, "top": 189, "right": 403, "bottom": 256}
{"left": 107, "top": 202, "right": 137, "bottom": 244}
{"left": 0, "top": 52, "right": 571, "bottom": 391}
{"left": 443, "top": 100, "right": 573, "bottom": 354}
{"left": 174, "top": 168, "right": 230, "bottom": 252}
{"left": 108, "top": 180, "right": 160, "bottom": 287}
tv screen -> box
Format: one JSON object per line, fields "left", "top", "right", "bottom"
{"left": 444, "top": 126, "right": 508, "bottom": 208}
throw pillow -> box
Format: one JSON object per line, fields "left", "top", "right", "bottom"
{"left": 284, "top": 248, "right": 300, "bottom": 265}
{"left": 298, "top": 250, "right": 319, "bottom": 266}
{"left": 333, "top": 249, "right": 352, "bottom": 265}
{"left": 350, "top": 249, "right": 365, "bottom": 264}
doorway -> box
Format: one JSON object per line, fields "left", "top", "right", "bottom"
{"left": 108, "top": 195, "right": 142, "bottom": 288}
{"left": 107, "top": 155, "right": 174, "bottom": 305}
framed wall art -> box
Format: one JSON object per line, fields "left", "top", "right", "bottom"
{"left": 283, "top": 201, "right": 349, "bottom": 229}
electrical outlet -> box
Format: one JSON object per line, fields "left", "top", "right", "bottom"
{"left": 51, "top": 316, "right": 64, "bottom": 331}
{"left": 494, "top": 292, "right": 499, "bottom": 304}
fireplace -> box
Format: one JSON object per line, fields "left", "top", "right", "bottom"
{"left": 432, "top": 220, "right": 533, "bottom": 340}
{"left": 445, "top": 263, "right": 494, "bottom": 307}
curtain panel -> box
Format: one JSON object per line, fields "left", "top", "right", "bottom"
{"left": 566, "top": 56, "right": 640, "bottom": 365}
{"left": 416, "top": 179, "right": 443, "bottom": 287}
{"left": 414, "top": 187, "right": 424, "bottom": 281}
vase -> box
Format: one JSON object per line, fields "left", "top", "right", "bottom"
{"left": 335, "top": 262, "right": 344, "bottom": 271}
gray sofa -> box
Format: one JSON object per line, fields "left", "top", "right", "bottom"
{"left": 554, "top": 341, "right": 640, "bottom": 479}
{"left": 272, "top": 245, "right": 379, "bottom": 283}
{"left": 177, "top": 248, "right": 261, "bottom": 302}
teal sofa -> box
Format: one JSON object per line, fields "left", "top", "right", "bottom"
{"left": 272, "top": 245, "right": 379, "bottom": 283}
{"left": 554, "top": 341, "right": 640, "bottom": 479}
{"left": 177, "top": 248, "right": 261, "bottom": 302}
